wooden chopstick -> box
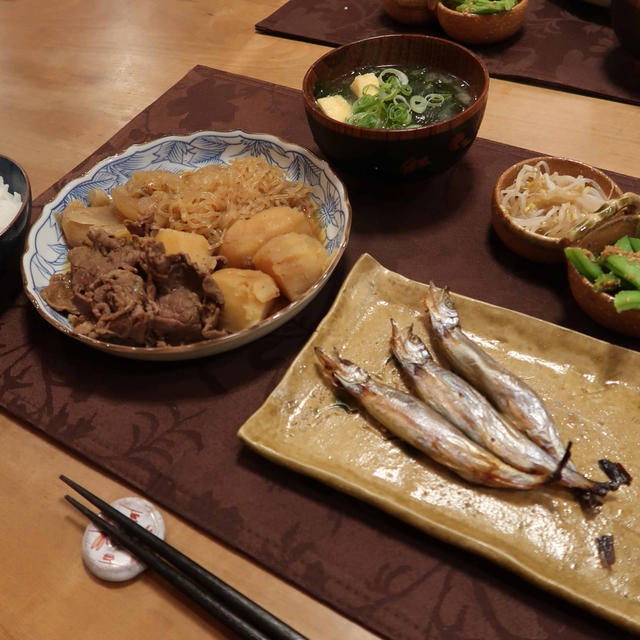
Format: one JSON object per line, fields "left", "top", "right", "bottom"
{"left": 61, "top": 476, "right": 307, "bottom": 640}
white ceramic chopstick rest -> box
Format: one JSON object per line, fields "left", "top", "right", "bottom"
{"left": 81, "top": 496, "right": 166, "bottom": 582}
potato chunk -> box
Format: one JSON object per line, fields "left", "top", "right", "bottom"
{"left": 155, "top": 228, "right": 216, "bottom": 272}
{"left": 253, "top": 232, "right": 330, "bottom": 302}
{"left": 219, "top": 206, "right": 315, "bottom": 268}
{"left": 60, "top": 202, "right": 129, "bottom": 248}
{"left": 210, "top": 268, "right": 280, "bottom": 332}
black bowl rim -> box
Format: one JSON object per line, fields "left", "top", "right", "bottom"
{"left": 0, "top": 154, "right": 32, "bottom": 236}
{"left": 302, "top": 34, "right": 490, "bottom": 139}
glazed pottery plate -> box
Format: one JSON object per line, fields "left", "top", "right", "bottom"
{"left": 22, "top": 131, "right": 351, "bottom": 361}
{"left": 238, "top": 253, "right": 640, "bottom": 633}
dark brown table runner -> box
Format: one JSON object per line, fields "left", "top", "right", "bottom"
{"left": 256, "top": 0, "right": 640, "bottom": 106}
{"left": 2, "top": 66, "right": 639, "bottom": 640}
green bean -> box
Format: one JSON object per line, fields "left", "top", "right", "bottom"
{"left": 629, "top": 237, "right": 640, "bottom": 252}
{"left": 603, "top": 255, "right": 640, "bottom": 290}
{"left": 593, "top": 273, "right": 622, "bottom": 293}
{"left": 564, "top": 247, "right": 604, "bottom": 282}
{"left": 615, "top": 235, "right": 633, "bottom": 252}
{"left": 453, "top": 0, "right": 516, "bottom": 13}
{"left": 614, "top": 290, "right": 640, "bottom": 312}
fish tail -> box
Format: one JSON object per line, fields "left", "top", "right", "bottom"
{"left": 424, "top": 284, "right": 459, "bottom": 335}
{"left": 548, "top": 441, "right": 573, "bottom": 484}
{"left": 598, "top": 459, "right": 633, "bottom": 490}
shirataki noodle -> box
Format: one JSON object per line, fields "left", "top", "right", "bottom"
{"left": 109, "top": 157, "right": 318, "bottom": 249}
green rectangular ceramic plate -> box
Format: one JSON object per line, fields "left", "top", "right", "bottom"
{"left": 238, "top": 253, "right": 640, "bottom": 633}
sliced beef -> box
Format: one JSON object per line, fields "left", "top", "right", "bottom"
{"left": 41, "top": 228, "right": 227, "bottom": 347}
{"left": 41, "top": 274, "right": 78, "bottom": 314}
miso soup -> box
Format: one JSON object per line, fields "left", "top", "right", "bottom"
{"left": 315, "top": 65, "right": 475, "bottom": 130}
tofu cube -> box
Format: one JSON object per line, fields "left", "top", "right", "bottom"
{"left": 316, "top": 95, "right": 353, "bottom": 123}
{"left": 349, "top": 73, "right": 380, "bottom": 98}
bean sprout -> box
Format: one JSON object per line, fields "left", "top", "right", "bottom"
{"left": 499, "top": 161, "right": 610, "bottom": 238}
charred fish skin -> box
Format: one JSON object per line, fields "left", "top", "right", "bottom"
{"left": 423, "top": 285, "right": 567, "bottom": 463}
{"left": 314, "top": 347, "right": 556, "bottom": 491}
{"left": 389, "top": 321, "right": 608, "bottom": 495}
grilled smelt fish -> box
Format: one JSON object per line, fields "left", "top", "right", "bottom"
{"left": 423, "top": 285, "right": 572, "bottom": 465}
{"left": 389, "top": 321, "right": 609, "bottom": 496}
{"left": 314, "top": 347, "right": 565, "bottom": 490}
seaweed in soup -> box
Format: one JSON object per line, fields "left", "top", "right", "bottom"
{"left": 314, "top": 65, "right": 475, "bottom": 130}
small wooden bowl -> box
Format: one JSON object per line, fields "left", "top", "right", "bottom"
{"left": 566, "top": 214, "right": 640, "bottom": 337}
{"left": 436, "top": 0, "right": 529, "bottom": 45}
{"left": 491, "top": 156, "right": 622, "bottom": 263}
{"left": 382, "top": 0, "right": 437, "bottom": 24}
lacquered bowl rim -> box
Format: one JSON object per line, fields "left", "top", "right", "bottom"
{"left": 302, "top": 34, "right": 490, "bottom": 139}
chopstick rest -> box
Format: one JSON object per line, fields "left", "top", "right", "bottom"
{"left": 61, "top": 476, "right": 307, "bottom": 640}
{"left": 81, "top": 496, "right": 165, "bottom": 581}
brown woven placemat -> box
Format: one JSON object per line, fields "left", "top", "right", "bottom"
{"left": 256, "top": 0, "right": 640, "bottom": 105}
{"left": 1, "top": 66, "right": 639, "bottom": 640}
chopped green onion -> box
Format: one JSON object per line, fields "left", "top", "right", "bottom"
{"left": 337, "top": 68, "right": 464, "bottom": 129}
{"left": 352, "top": 94, "right": 379, "bottom": 113}
{"left": 348, "top": 110, "right": 383, "bottom": 128}
{"left": 377, "top": 83, "right": 399, "bottom": 101}
{"left": 379, "top": 68, "right": 409, "bottom": 86}
{"left": 425, "top": 93, "right": 449, "bottom": 107}
{"left": 386, "top": 102, "right": 411, "bottom": 127}
{"left": 409, "top": 95, "right": 428, "bottom": 113}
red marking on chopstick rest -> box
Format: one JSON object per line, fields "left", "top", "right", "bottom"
{"left": 81, "top": 497, "right": 165, "bottom": 582}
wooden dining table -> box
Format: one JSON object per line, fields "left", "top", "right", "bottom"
{"left": 1, "top": 0, "right": 640, "bottom": 638}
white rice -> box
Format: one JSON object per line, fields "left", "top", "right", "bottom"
{"left": 0, "top": 176, "right": 22, "bottom": 234}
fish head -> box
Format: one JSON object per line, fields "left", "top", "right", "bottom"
{"left": 314, "top": 347, "right": 368, "bottom": 393}
{"left": 389, "top": 320, "right": 431, "bottom": 366}
{"left": 424, "top": 284, "right": 460, "bottom": 335}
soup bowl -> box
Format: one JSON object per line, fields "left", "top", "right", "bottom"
{"left": 0, "top": 155, "right": 31, "bottom": 275}
{"left": 302, "top": 34, "right": 489, "bottom": 176}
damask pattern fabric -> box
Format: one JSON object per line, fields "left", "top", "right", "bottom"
{"left": 256, "top": 0, "right": 640, "bottom": 105}
{"left": 1, "top": 67, "right": 638, "bottom": 640}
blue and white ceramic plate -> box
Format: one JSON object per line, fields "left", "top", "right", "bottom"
{"left": 22, "top": 131, "right": 351, "bottom": 360}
